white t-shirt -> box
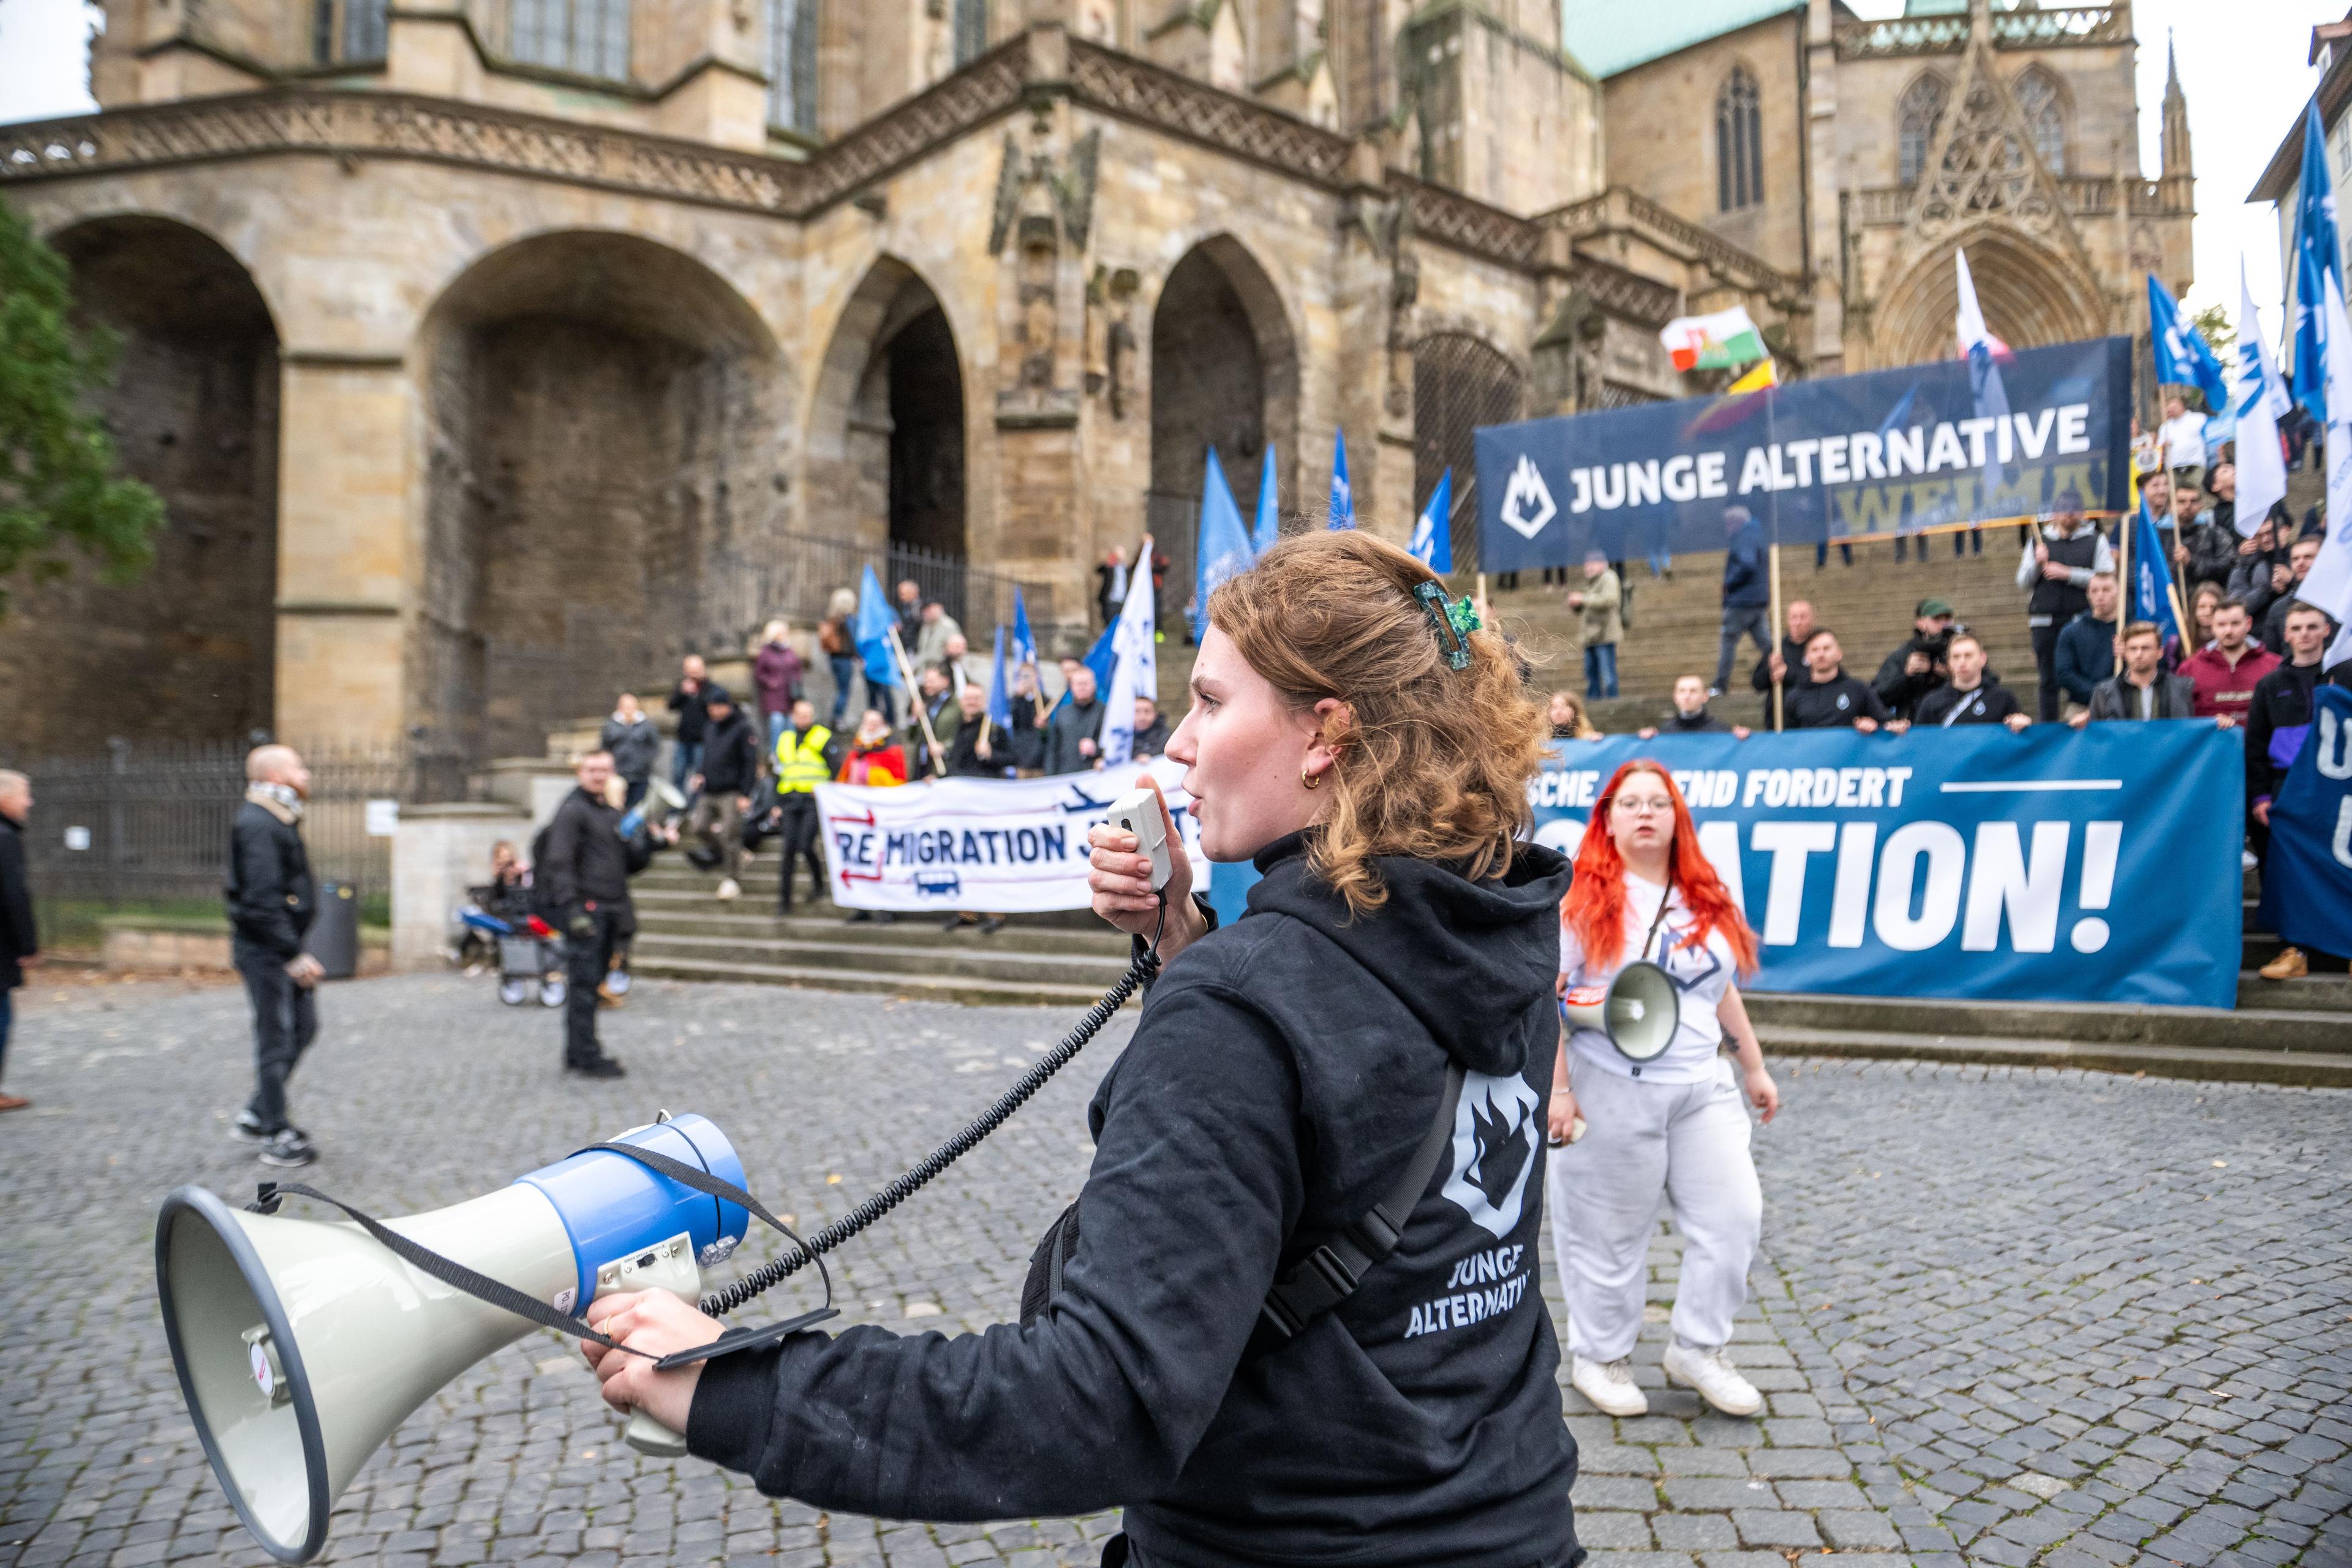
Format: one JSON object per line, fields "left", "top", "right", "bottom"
{"left": 2158, "top": 411, "right": 2207, "bottom": 470}
{"left": 1559, "top": 873, "right": 1737, "bottom": 1084}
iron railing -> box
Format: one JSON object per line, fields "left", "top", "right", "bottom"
{"left": 692, "top": 533, "right": 1057, "bottom": 655}
{"left": 4, "top": 738, "right": 466, "bottom": 948}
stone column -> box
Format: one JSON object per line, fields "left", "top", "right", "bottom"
{"left": 1335, "top": 140, "right": 1413, "bottom": 545}
{"left": 274, "top": 352, "right": 417, "bottom": 747}
{"left": 1804, "top": 0, "right": 1845, "bottom": 375}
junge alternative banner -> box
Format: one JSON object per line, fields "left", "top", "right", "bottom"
{"left": 1476, "top": 336, "right": 2133, "bottom": 573}
{"left": 816, "top": 759, "right": 1206, "bottom": 912}
{"left": 2256, "top": 684, "right": 2352, "bottom": 958}
{"left": 1529, "top": 722, "right": 2241, "bottom": 1010}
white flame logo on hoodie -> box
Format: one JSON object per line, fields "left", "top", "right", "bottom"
{"left": 1439, "top": 1071, "right": 1544, "bottom": 1239}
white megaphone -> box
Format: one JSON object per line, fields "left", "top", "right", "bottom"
{"left": 156, "top": 1113, "right": 751, "bottom": 1563}
{"left": 1559, "top": 960, "right": 1680, "bottom": 1063}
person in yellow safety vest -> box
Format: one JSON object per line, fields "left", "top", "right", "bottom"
{"left": 765, "top": 698, "right": 840, "bottom": 915}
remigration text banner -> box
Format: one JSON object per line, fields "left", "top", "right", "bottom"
{"left": 817, "top": 759, "right": 1205, "bottom": 912}
{"left": 1476, "top": 336, "right": 2133, "bottom": 573}
{"left": 1529, "top": 722, "right": 2241, "bottom": 1010}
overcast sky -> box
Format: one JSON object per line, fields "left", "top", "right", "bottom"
{"left": 0, "top": 0, "right": 2332, "bottom": 339}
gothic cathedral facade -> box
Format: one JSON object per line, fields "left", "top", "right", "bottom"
{"left": 0, "top": 0, "right": 2189, "bottom": 758}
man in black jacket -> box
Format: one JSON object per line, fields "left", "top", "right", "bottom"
{"left": 2073, "top": 622, "right": 2198, "bottom": 724}
{"left": 1913, "top": 634, "right": 2030, "bottom": 729}
{"left": 0, "top": 771, "right": 38, "bottom": 1114}
{"left": 1044, "top": 665, "right": 1107, "bottom": 774}
{"left": 2247, "top": 603, "right": 2337, "bottom": 979}
{"left": 687, "top": 688, "right": 761, "bottom": 901}
{"left": 1638, "top": 675, "right": 1752, "bottom": 738}
{"left": 1870, "top": 598, "right": 1957, "bottom": 721}
{"left": 1784, "top": 630, "right": 1899, "bottom": 731}
{"left": 1749, "top": 598, "right": 1817, "bottom": 727}
{"left": 667, "top": 655, "right": 712, "bottom": 790}
{"left": 541, "top": 750, "right": 662, "bottom": 1076}
{"left": 226, "top": 745, "right": 323, "bottom": 1167}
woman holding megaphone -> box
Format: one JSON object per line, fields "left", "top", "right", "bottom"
{"left": 1549, "top": 759, "right": 1778, "bottom": 1421}
{"left": 578, "top": 532, "right": 1586, "bottom": 1567}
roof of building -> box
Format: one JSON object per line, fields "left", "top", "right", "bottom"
{"left": 2249, "top": 13, "right": 2352, "bottom": 203}
{"left": 1558, "top": 0, "right": 1806, "bottom": 80}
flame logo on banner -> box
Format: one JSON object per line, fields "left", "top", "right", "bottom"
{"left": 1498, "top": 455, "right": 1557, "bottom": 540}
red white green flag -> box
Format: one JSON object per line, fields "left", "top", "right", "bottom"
{"left": 1660, "top": 306, "right": 1765, "bottom": 372}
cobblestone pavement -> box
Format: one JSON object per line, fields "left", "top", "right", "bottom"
{"left": 0, "top": 976, "right": 2345, "bottom": 1568}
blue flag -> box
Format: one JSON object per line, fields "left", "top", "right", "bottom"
{"left": 2256, "top": 684, "right": 2352, "bottom": 956}
{"left": 2294, "top": 98, "right": 2342, "bottom": 420}
{"left": 2147, "top": 274, "right": 2231, "bottom": 415}
{"left": 2129, "top": 494, "right": 2181, "bottom": 645}
{"left": 1082, "top": 621, "right": 1117, "bottom": 693}
{"left": 1010, "top": 587, "right": 1036, "bottom": 671}
{"left": 1328, "top": 431, "right": 1355, "bottom": 529}
{"left": 853, "top": 563, "right": 902, "bottom": 690}
{"left": 987, "top": 624, "right": 1013, "bottom": 729}
{"left": 1252, "top": 444, "right": 1280, "bottom": 554}
{"left": 1196, "top": 447, "right": 1255, "bottom": 619}
{"left": 1409, "top": 469, "right": 1453, "bottom": 573}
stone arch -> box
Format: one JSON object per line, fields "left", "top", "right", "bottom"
{"left": 1412, "top": 330, "right": 1525, "bottom": 574}
{"left": 805, "top": 256, "right": 969, "bottom": 575}
{"left": 1146, "top": 233, "right": 1300, "bottom": 600}
{"left": 1874, "top": 226, "right": 2108, "bottom": 371}
{"left": 415, "top": 229, "right": 785, "bottom": 761}
{"left": 0, "top": 214, "right": 281, "bottom": 755}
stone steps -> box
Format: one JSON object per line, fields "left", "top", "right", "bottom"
{"left": 629, "top": 954, "right": 1116, "bottom": 1009}
{"left": 1488, "top": 538, "right": 2038, "bottom": 706}
{"left": 633, "top": 929, "right": 1133, "bottom": 989}
{"left": 1754, "top": 1025, "right": 2352, "bottom": 1088}
{"left": 1743, "top": 991, "right": 2346, "bottom": 1055}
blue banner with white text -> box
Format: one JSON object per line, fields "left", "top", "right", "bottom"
{"left": 1477, "top": 336, "right": 2133, "bottom": 573}
{"left": 1530, "top": 722, "right": 2241, "bottom": 1009}
{"left": 2257, "top": 684, "right": 2352, "bottom": 957}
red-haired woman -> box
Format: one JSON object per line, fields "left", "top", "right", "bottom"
{"left": 1548, "top": 759, "right": 1779, "bottom": 1420}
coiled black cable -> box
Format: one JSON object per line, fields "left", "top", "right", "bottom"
{"left": 699, "top": 898, "right": 1166, "bottom": 1318}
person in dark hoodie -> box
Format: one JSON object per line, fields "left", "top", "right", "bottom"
{"left": 1869, "top": 597, "right": 1957, "bottom": 722}
{"left": 1638, "top": 674, "right": 1752, "bottom": 738}
{"left": 2245, "top": 603, "right": 2338, "bottom": 981}
{"left": 2051, "top": 572, "right": 2119, "bottom": 718}
{"left": 686, "top": 688, "right": 761, "bottom": 902}
{"left": 579, "top": 532, "right": 1583, "bottom": 1568}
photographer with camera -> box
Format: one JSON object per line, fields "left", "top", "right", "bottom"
{"left": 1869, "top": 597, "right": 1958, "bottom": 722}
{"left": 540, "top": 750, "right": 671, "bottom": 1079}
{"left": 578, "top": 533, "right": 1585, "bottom": 1568}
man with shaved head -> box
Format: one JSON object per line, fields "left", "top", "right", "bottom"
{"left": 228, "top": 744, "right": 323, "bottom": 1167}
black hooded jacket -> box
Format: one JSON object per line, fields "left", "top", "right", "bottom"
{"left": 687, "top": 834, "right": 1581, "bottom": 1567}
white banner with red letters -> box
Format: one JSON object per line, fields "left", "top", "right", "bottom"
{"left": 814, "top": 759, "right": 1206, "bottom": 912}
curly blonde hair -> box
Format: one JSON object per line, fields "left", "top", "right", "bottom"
{"left": 1205, "top": 530, "right": 1549, "bottom": 917}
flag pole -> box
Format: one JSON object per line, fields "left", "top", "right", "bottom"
{"left": 886, "top": 624, "right": 948, "bottom": 778}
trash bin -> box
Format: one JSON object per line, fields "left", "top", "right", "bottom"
{"left": 305, "top": 881, "right": 361, "bottom": 980}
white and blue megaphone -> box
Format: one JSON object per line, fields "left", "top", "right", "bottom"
{"left": 156, "top": 1114, "right": 750, "bottom": 1563}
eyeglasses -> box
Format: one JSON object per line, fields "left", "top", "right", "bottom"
{"left": 1610, "top": 796, "right": 1674, "bottom": 817}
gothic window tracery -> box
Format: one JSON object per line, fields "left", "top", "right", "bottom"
{"left": 510, "top": 0, "right": 631, "bottom": 78}
{"left": 1716, "top": 66, "right": 1762, "bottom": 211}
{"left": 766, "top": 0, "right": 818, "bottom": 132}
{"left": 953, "top": 0, "right": 988, "bottom": 67}
{"left": 1898, "top": 73, "right": 1948, "bottom": 186}
{"left": 2013, "top": 66, "right": 2065, "bottom": 173}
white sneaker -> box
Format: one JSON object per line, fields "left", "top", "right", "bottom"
{"left": 1663, "top": 1341, "right": 1762, "bottom": 1416}
{"left": 1570, "top": 1355, "right": 1648, "bottom": 1417}
{"left": 715, "top": 878, "right": 741, "bottom": 901}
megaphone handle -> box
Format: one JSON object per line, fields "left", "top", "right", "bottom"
{"left": 624, "top": 1407, "right": 690, "bottom": 1458}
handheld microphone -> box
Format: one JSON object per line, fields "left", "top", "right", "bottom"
{"left": 1107, "top": 786, "right": 1174, "bottom": 891}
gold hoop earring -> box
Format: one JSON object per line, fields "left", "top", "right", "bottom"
{"left": 1302, "top": 767, "right": 1324, "bottom": 791}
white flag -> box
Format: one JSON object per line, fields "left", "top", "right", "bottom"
{"left": 2310, "top": 272, "right": 2352, "bottom": 668}
{"left": 1100, "top": 534, "right": 1158, "bottom": 766}
{"left": 2233, "top": 263, "right": 2290, "bottom": 537}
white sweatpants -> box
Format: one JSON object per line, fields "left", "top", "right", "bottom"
{"left": 1546, "top": 1052, "right": 1761, "bottom": 1363}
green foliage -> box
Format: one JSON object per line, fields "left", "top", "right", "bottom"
{"left": 2187, "top": 301, "right": 2236, "bottom": 361}
{"left": 0, "top": 196, "right": 165, "bottom": 617}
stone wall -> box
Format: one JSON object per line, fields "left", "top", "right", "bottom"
{"left": 0, "top": 216, "right": 279, "bottom": 758}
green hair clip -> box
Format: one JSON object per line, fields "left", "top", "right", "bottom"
{"left": 1413, "top": 581, "right": 1479, "bottom": 670}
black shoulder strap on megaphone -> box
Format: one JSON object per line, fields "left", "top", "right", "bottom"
{"left": 246, "top": 1178, "right": 838, "bottom": 1371}
{"left": 1254, "top": 1059, "right": 1467, "bottom": 1346}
